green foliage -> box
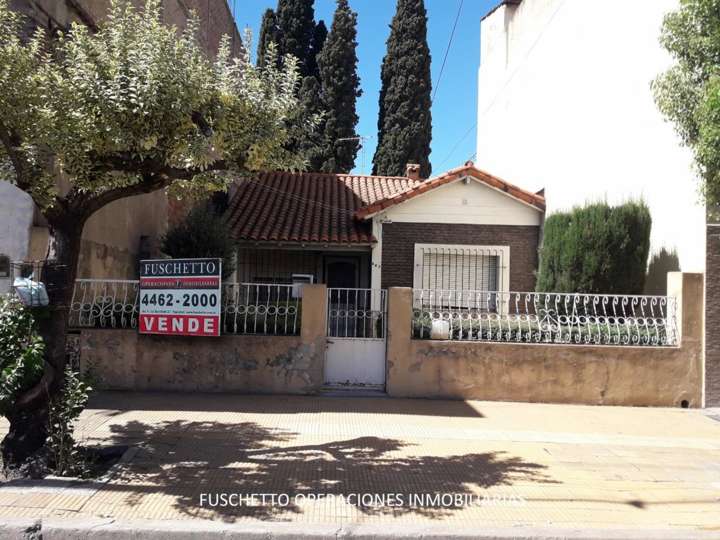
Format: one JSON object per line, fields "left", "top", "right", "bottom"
{"left": 257, "top": 8, "right": 279, "bottom": 69}
{"left": 645, "top": 247, "right": 681, "bottom": 295}
{"left": 307, "top": 20, "right": 328, "bottom": 81}
{"left": 0, "top": 0, "right": 309, "bottom": 210}
{"left": 0, "top": 296, "right": 44, "bottom": 417}
{"left": 536, "top": 201, "right": 652, "bottom": 294}
{"left": 653, "top": 0, "right": 720, "bottom": 204}
{"left": 372, "top": 0, "right": 432, "bottom": 178}
{"left": 316, "top": 0, "right": 361, "bottom": 173}
{"left": 161, "top": 204, "right": 236, "bottom": 277}
{"left": 46, "top": 367, "right": 92, "bottom": 476}
{"left": 275, "top": 0, "right": 316, "bottom": 77}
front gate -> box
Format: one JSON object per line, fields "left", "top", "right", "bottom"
{"left": 325, "top": 288, "right": 387, "bottom": 390}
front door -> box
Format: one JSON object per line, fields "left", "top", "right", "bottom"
{"left": 324, "top": 288, "right": 387, "bottom": 390}
{"left": 324, "top": 257, "right": 359, "bottom": 289}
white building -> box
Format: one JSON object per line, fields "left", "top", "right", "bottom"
{"left": 476, "top": 0, "right": 704, "bottom": 271}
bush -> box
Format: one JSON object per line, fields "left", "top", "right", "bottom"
{"left": 46, "top": 366, "right": 92, "bottom": 477}
{"left": 536, "top": 201, "right": 652, "bottom": 294}
{"left": 161, "top": 204, "right": 236, "bottom": 278}
{"left": 0, "top": 296, "right": 44, "bottom": 416}
{"left": 644, "top": 248, "right": 681, "bottom": 296}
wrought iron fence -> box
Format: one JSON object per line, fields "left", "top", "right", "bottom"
{"left": 222, "top": 283, "right": 300, "bottom": 335}
{"left": 69, "top": 280, "right": 300, "bottom": 335}
{"left": 70, "top": 279, "right": 140, "bottom": 329}
{"left": 328, "top": 288, "right": 387, "bottom": 338}
{"left": 412, "top": 289, "right": 679, "bottom": 347}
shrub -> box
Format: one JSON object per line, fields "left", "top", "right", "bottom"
{"left": 46, "top": 366, "right": 92, "bottom": 477}
{"left": 644, "top": 248, "right": 681, "bottom": 296}
{"left": 0, "top": 295, "right": 44, "bottom": 416}
{"left": 536, "top": 200, "right": 652, "bottom": 294}
{"left": 161, "top": 204, "right": 236, "bottom": 278}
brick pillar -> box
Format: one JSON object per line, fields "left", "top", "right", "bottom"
{"left": 706, "top": 225, "right": 720, "bottom": 406}
{"left": 386, "top": 287, "right": 412, "bottom": 397}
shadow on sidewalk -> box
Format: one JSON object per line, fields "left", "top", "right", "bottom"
{"left": 98, "top": 419, "right": 555, "bottom": 521}
{"left": 87, "top": 391, "right": 485, "bottom": 418}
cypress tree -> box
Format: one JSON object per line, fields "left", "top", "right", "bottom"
{"left": 275, "top": 0, "right": 316, "bottom": 77}
{"left": 296, "top": 75, "right": 326, "bottom": 171}
{"left": 256, "top": 8, "right": 279, "bottom": 68}
{"left": 536, "top": 201, "right": 652, "bottom": 294}
{"left": 372, "top": 0, "right": 432, "bottom": 178}
{"left": 306, "top": 20, "right": 328, "bottom": 81}
{"left": 317, "top": 0, "right": 361, "bottom": 173}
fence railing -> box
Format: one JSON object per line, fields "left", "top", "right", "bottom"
{"left": 222, "top": 282, "right": 299, "bottom": 335}
{"left": 412, "top": 289, "right": 679, "bottom": 347}
{"left": 327, "top": 288, "right": 386, "bottom": 339}
{"left": 69, "top": 280, "right": 300, "bottom": 335}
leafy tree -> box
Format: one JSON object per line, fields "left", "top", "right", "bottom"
{"left": 306, "top": 20, "right": 327, "bottom": 81}
{"left": 653, "top": 0, "right": 720, "bottom": 204}
{"left": 536, "top": 201, "right": 652, "bottom": 294}
{"left": 0, "top": 0, "right": 307, "bottom": 468}
{"left": 161, "top": 204, "right": 237, "bottom": 278}
{"left": 372, "top": 0, "right": 432, "bottom": 178}
{"left": 256, "top": 8, "right": 279, "bottom": 69}
{"left": 275, "top": 0, "right": 316, "bottom": 77}
{"left": 644, "top": 248, "right": 681, "bottom": 295}
{"left": 316, "top": 0, "right": 361, "bottom": 173}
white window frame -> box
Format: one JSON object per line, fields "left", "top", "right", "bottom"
{"left": 412, "top": 243, "right": 510, "bottom": 294}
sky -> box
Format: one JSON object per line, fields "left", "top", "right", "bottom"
{"left": 230, "top": 0, "right": 498, "bottom": 176}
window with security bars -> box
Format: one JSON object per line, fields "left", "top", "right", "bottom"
{"left": 413, "top": 245, "right": 507, "bottom": 292}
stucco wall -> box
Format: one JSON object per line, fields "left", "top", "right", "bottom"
{"left": 79, "top": 284, "right": 328, "bottom": 394}
{"left": 477, "top": 0, "right": 704, "bottom": 272}
{"left": 0, "top": 183, "right": 34, "bottom": 292}
{"left": 386, "top": 273, "right": 704, "bottom": 407}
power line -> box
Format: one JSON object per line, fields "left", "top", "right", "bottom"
{"left": 436, "top": 0, "right": 567, "bottom": 170}
{"left": 437, "top": 121, "right": 476, "bottom": 169}
{"left": 431, "top": 0, "right": 463, "bottom": 104}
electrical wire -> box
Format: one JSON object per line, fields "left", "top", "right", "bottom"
{"left": 432, "top": 0, "right": 463, "bottom": 104}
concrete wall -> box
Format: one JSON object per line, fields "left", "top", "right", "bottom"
{"left": 477, "top": 0, "right": 704, "bottom": 272}
{"left": 79, "top": 284, "right": 328, "bottom": 394}
{"left": 0, "top": 183, "right": 34, "bottom": 292}
{"left": 386, "top": 273, "right": 705, "bottom": 407}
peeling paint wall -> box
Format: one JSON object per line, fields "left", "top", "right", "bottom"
{"left": 386, "top": 274, "right": 705, "bottom": 407}
{"left": 78, "top": 284, "right": 329, "bottom": 394}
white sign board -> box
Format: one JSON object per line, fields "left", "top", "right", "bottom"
{"left": 138, "top": 258, "right": 222, "bottom": 337}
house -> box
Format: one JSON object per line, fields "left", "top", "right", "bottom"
{"left": 0, "top": 0, "right": 242, "bottom": 292}
{"left": 226, "top": 163, "right": 545, "bottom": 294}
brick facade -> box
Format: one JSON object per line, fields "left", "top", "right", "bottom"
{"left": 706, "top": 224, "right": 720, "bottom": 406}
{"left": 380, "top": 222, "right": 540, "bottom": 291}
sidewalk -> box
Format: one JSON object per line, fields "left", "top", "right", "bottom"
{"left": 0, "top": 392, "right": 719, "bottom": 537}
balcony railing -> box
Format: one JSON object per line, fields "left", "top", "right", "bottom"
{"left": 69, "top": 280, "right": 300, "bottom": 335}
{"left": 412, "top": 289, "right": 679, "bottom": 347}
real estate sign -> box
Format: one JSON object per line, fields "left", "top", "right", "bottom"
{"left": 138, "top": 258, "right": 222, "bottom": 337}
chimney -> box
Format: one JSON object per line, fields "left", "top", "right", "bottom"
{"left": 406, "top": 163, "right": 421, "bottom": 181}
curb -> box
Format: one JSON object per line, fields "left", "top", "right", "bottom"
{"left": 0, "top": 518, "right": 714, "bottom": 540}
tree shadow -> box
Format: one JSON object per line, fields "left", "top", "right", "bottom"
{"left": 99, "top": 419, "right": 555, "bottom": 522}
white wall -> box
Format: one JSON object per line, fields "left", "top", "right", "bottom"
{"left": 477, "top": 0, "right": 704, "bottom": 271}
{"left": 0, "top": 182, "right": 34, "bottom": 292}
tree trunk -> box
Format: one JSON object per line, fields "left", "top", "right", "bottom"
{"left": 1, "top": 223, "right": 82, "bottom": 471}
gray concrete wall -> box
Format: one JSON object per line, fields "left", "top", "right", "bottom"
{"left": 386, "top": 273, "right": 705, "bottom": 407}
{"left": 0, "top": 183, "right": 34, "bottom": 292}
{"left": 80, "top": 284, "right": 328, "bottom": 394}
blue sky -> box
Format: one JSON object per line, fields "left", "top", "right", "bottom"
{"left": 230, "top": 0, "right": 497, "bottom": 176}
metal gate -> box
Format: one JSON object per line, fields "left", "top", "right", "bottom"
{"left": 325, "top": 288, "right": 387, "bottom": 390}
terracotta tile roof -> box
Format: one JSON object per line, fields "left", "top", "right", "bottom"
{"left": 226, "top": 171, "right": 418, "bottom": 245}
{"left": 353, "top": 163, "right": 546, "bottom": 219}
